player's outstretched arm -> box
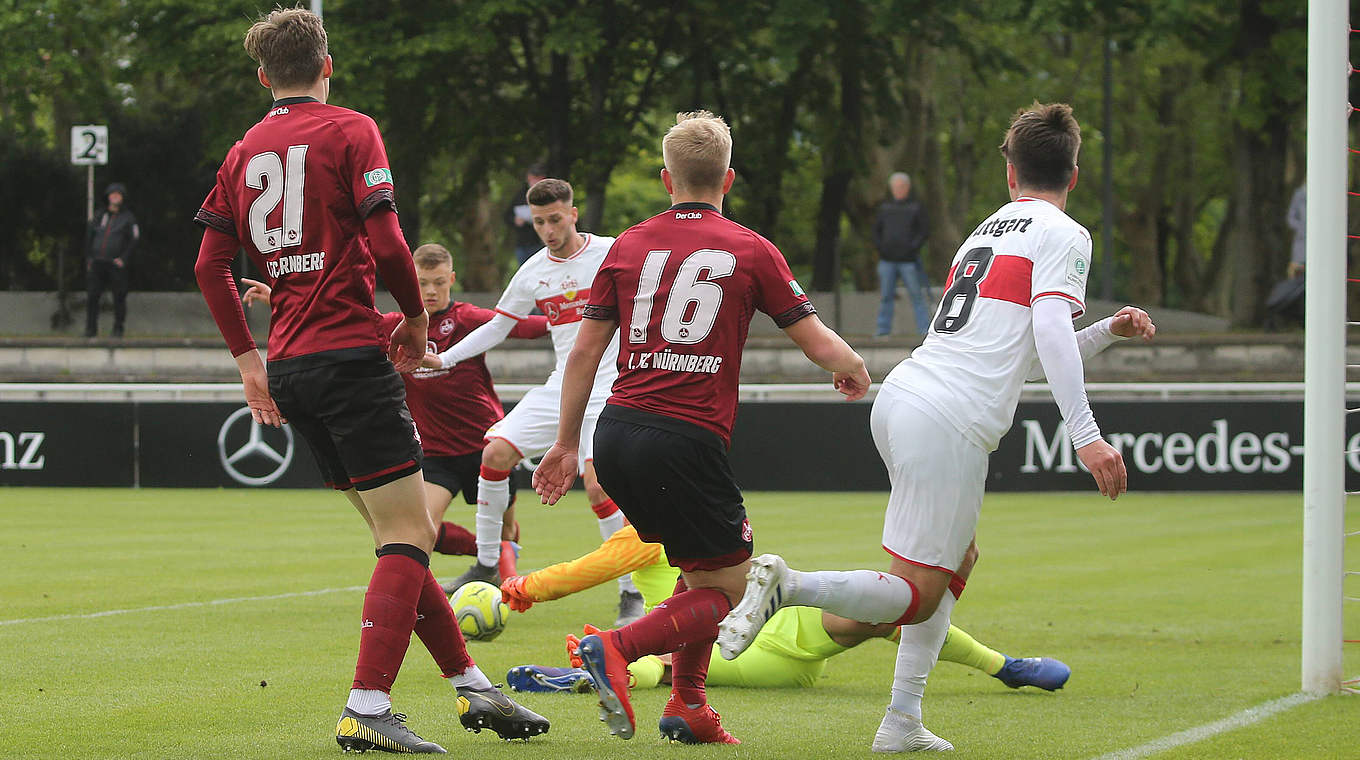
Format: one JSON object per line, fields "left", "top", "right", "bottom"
{"left": 502, "top": 528, "right": 663, "bottom": 611}
{"left": 533, "top": 317, "right": 616, "bottom": 504}
{"left": 239, "top": 277, "right": 271, "bottom": 308}
{"left": 782, "top": 315, "right": 871, "bottom": 401}
{"left": 195, "top": 229, "right": 284, "bottom": 427}
{"left": 363, "top": 207, "right": 427, "bottom": 372}
{"left": 421, "top": 314, "right": 518, "bottom": 369}
{"left": 1024, "top": 306, "right": 1155, "bottom": 382}
{"left": 1032, "top": 297, "right": 1125, "bottom": 499}
{"left": 1108, "top": 305, "right": 1156, "bottom": 342}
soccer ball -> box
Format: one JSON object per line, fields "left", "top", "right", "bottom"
{"left": 449, "top": 581, "right": 511, "bottom": 642}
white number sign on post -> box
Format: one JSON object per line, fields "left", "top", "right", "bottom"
{"left": 70, "top": 125, "right": 108, "bottom": 166}
{"left": 70, "top": 125, "right": 109, "bottom": 221}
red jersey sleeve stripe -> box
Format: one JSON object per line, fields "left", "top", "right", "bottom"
{"left": 494, "top": 308, "right": 525, "bottom": 321}
{"left": 1031, "top": 291, "right": 1084, "bottom": 307}
{"left": 1032, "top": 291, "right": 1085, "bottom": 318}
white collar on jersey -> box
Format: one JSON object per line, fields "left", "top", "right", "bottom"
{"left": 546, "top": 233, "right": 592, "bottom": 263}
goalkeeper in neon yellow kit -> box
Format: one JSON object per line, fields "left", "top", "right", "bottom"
{"left": 500, "top": 526, "right": 1069, "bottom": 692}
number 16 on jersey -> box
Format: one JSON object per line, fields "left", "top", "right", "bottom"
{"left": 629, "top": 249, "right": 736, "bottom": 345}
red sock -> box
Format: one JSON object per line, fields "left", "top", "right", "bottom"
{"left": 498, "top": 540, "right": 518, "bottom": 578}
{"left": 671, "top": 636, "right": 714, "bottom": 708}
{"left": 352, "top": 548, "right": 427, "bottom": 692}
{"left": 664, "top": 575, "right": 712, "bottom": 706}
{"left": 413, "top": 569, "right": 474, "bottom": 678}
{"left": 948, "top": 574, "right": 967, "bottom": 600}
{"left": 612, "top": 587, "right": 731, "bottom": 663}
{"left": 434, "top": 522, "right": 477, "bottom": 555}
{"left": 591, "top": 498, "right": 620, "bottom": 518}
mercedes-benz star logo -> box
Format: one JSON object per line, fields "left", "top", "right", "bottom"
{"left": 217, "top": 406, "right": 295, "bottom": 486}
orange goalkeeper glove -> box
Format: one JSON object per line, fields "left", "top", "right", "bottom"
{"left": 500, "top": 575, "right": 535, "bottom": 612}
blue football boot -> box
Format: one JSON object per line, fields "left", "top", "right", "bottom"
{"left": 993, "top": 656, "right": 1071, "bottom": 691}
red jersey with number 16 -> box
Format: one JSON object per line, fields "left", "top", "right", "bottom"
{"left": 195, "top": 97, "right": 399, "bottom": 363}
{"left": 584, "top": 203, "right": 815, "bottom": 445}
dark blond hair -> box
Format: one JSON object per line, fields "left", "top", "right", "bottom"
{"left": 999, "top": 102, "right": 1081, "bottom": 192}
{"left": 526, "top": 178, "right": 573, "bottom": 207}
{"left": 662, "top": 111, "right": 731, "bottom": 192}
{"left": 243, "top": 7, "right": 328, "bottom": 91}
{"left": 412, "top": 243, "right": 453, "bottom": 269}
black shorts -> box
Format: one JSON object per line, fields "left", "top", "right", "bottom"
{"left": 422, "top": 452, "right": 517, "bottom": 505}
{"left": 592, "top": 405, "right": 751, "bottom": 572}
{"left": 269, "top": 350, "right": 423, "bottom": 491}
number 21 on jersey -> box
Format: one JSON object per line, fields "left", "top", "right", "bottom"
{"left": 629, "top": 249, "right": 736, "bottom": 344}
{"left": 246, "top": 145, "right": 308, "bottom": 254}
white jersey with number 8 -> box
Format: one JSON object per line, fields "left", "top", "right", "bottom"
{"left": 883, "top": 196, "right": 1092, "bottom": 452}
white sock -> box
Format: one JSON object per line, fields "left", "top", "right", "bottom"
{"left": 783, "top": 569, "right": 916, "bottom": 624}
{"left": 888, "top": 591, "right": 956, "bottom": 719}
{"left": 447, "top": 664, "right": 494, "bottom": 691}
{"left": 474, "top": 475, "right": 510, "bottom": 567}
{"left": 617, "top": 574, "right": 639, "bottom": 595}
{"left": 346, "top": 688, "right": 391, "bottom": 716}
{"left": 596, "top": 510, "right": 625, "bottom": 539}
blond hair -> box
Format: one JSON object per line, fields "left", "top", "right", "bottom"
{"left": 662, "top": 111, "right": 732, "bottom": 193}
{"left": 412, "top": 243, "right": 453, "bottom": 270}
{"left": 243, "top": 7, "right": 328, "bottom": 91}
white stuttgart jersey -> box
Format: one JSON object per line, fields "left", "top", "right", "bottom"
{"left": 494, "top": 233, "right": 619, "bottom": 391}
{"left": 884, "top": 196, "right": 1092, "bottom": 451}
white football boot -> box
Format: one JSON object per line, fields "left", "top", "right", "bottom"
{"left": 716, "top": 553, "right": 790, "bottom": 660}
{"left": 871, "top": 708, "right": 953, "bottom": 752}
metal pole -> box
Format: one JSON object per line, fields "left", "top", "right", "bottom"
{"left": 86, "top": 165, "right": 94, "bottom": 221}
{"left": 311, "top": 0, "right": 322, "bottom": 18}
{"left": 1301, "top": 0, "right": 1346, "bottom": 696}
{"left": 832, "top": 243, "right": 843, "bottom": 331}
{"left": 1101, "top": 33, "right": 1115, "bottom": 302}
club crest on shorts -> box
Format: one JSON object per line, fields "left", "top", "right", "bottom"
{"left": 741, "top": 518, "right": 753, "bottom": 542}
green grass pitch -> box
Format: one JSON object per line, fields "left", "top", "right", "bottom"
{"left": 2, "top": 488, "right": 1356, "bottom": 759}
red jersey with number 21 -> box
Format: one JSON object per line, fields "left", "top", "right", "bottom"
{"left": 195, "top": 98, "right": 397, "bottom": 362}
{"left": 584, "top": 204, "right": 815, "bottom": 444}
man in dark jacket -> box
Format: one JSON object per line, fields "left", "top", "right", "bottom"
{"left": 872, "top": 172, "right": 930, "bottom": 337}
{"left": 506, "top": 164, "right": 548, "bottom": 267}
{"left": 85, "top": 182, "right": 139, "bottom": 337}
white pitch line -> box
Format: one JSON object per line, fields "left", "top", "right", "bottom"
{"left": 1089, "top": 691, "right": 1325, "bottom": 760}
{"left": 0, "top": 585, "right": 365, "bottom": 627}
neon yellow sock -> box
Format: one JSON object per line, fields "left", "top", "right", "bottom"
{"left": 627, "top": 655, "right": 665, "bottom": 689}
{"left": 938, "top": 625, "right": 1006, "bottom": 675}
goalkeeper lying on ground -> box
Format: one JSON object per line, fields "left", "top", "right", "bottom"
{"left": 500, "top": 525, "right": 1069, "bottom": 691}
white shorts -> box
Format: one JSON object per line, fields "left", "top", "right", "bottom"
{"left": 485, "top": 384, "right": 607, "bottom": 471}
{"left": 872, "top": 385, "right": 988, "bottom": 573}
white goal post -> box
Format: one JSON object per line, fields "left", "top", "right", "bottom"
{"left": 1302, "top": 0, "right": 1348, "bottom": 696}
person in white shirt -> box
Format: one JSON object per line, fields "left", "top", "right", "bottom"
{"left": 428, "top": 178, "right": 644, "bottom": 625}
{"left": 717, "top": 103, "right": 1157, "bottom": 752}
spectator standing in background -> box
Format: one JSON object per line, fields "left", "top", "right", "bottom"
{"left": 873, "top": 172, "right": 931, "bottom": 337}
{"left": 85, "top": 182, "right": 139, "bottom": 338}
{"left": 507, "top": 164, "right": 548, "bottom": 267}
{"left": 1286, "top": 183, "right": 1305, "bottom": 278}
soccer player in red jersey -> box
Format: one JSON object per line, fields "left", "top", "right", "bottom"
{"left": 387, "top": 245, "right": 546, "bottom": 578}
{"left": 192, "top": 9, "right": 546, "bottom": 752}
{"left": 240, "top": 242, "right": 548, "bottom": 581}
{"left": 533, "top": 111, "right": 871, "bottom": 744}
